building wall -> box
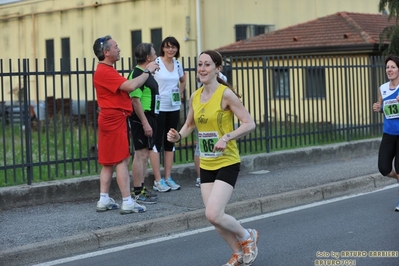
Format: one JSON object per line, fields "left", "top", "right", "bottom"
{"left": 0, "top": 0, "right": 382, "bottom": 61}
{"left": 0, "top": 0, "right": 197, "bottom": 62}
{"left": 0, "top": 0, "right": 382, "bottom": 104}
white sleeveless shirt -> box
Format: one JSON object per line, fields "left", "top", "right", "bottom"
{"left": 154, "top": 57, "right": 184, "bottom": 112}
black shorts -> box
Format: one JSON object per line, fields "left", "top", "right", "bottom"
{"left": 200, "top": 163, "right": 241, "bottom": 188}
{"left": 129, "top": 113, "right": 157, "bottom": 151}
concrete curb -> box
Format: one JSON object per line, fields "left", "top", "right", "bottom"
{"left": 1, "top": 172, "right": 395, "bottom": 266}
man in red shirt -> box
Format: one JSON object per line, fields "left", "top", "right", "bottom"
{"left": 93, "top": 35, "right": 158, "bottom": 214}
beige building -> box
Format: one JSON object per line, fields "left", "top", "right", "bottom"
{"left": 0, "top": 0, "right": 383, "bottom": 61}
{"left": 0, "top": 0, "right": 383, "bottom": 104}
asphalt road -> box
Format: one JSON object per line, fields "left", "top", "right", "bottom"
{"left": 2, "top": 140, "right": 395, "bottom": 266}
{"left": 1, "top": 154, "right": 379, "bottom": 250}
{"left": 35, "top": 186, "right": 399, "bottom": 266}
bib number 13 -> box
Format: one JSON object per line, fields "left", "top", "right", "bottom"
{"left": 386, "top": 104, "right": 399, "bottom": 115}
{"left": 383, "top": 102, "right": 399, "bottom": 119}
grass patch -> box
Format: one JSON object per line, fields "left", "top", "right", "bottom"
{"left": 0, "top": 119, "right": 381, "bottom": 187}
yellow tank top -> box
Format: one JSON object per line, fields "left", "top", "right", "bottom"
{"left": 192, "top": 84, "right": 240, "bottom": 170}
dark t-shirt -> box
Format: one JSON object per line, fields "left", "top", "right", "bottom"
{"left": 128, "top": 66, "right": 159, "bottom": 115}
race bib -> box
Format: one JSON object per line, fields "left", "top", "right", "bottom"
{"left": 171, "top": 88, "right": 181, "bottom": 106}
{"left": 154, "top": 95, "right": 160, "bottom": 114}
{"left": 383, "top": 99, "right": 399, "bottom": 119}
{"left": 198, "top": 131, "right": 222, "bottom": 158}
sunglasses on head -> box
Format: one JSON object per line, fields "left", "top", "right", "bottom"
{"left": 100, "top": 37, "right": 105, "bottom": 50}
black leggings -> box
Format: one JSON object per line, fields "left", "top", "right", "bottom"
{"left": 154, "top": 110, "right": 180, "bottom": 152}
{"left": 378, "top": 133, "right": 399, "bottom": 176}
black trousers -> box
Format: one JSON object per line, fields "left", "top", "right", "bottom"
{"left": 378, "top": 133, "right": 399, "bottom": 176}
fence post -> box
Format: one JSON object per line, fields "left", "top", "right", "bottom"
{"left": 343, "top": 56, "right": 352, "bottom": 142}
{"left": 262, "top": 56, "right": 270, "bottom": 153}
{"left": 23, "top": 59, "right": 33, "bottom": 185}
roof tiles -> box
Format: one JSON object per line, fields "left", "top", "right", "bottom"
{"left": 217, "top": 12, "right": 396, "bottom": 53}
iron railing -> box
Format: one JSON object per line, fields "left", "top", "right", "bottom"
{"left": 0, "top": 55, "right": 385, "bottom": 185}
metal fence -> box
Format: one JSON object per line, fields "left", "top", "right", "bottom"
{"left": 0, "top": 55, "right": 386, "bottom": 186}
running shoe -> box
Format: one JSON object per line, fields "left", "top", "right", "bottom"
{"left": 153, "top": 178, "right": 171, "bottom": 192}
{"left": 131, "top": 186, "right": 158, "bottom": 199}
{"left": 132, "top": 190, "right": 157, "bottom": 204}
{"left": 196, "top": 177, "right": 201, "bottom": 188}
{"left": 240, "top": 229, "right": 259, "bottom": 265}
{"left": 222, "top": 253, "right": 244, "bottom": 266}
{"left": 165, "top": 177, "right": 181, "bottom": 190}
{"left": 142, "top": 186, "right": 158, "bottom": 198}
{"left": 395, "top": 200, "right": 399, "bottom": 212}
{"left": 96, "top": 197, "right": 119, "bottom": 212}
{"left": 120, "top": 200, "right": 146, "bottom": 214}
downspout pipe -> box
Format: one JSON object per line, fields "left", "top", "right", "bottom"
{"left": 196, "top": 0, "right": 202, "bottom": 55}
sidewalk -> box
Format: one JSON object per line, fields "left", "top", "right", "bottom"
{"left": 0, "top": 138, "right": 395, "bottom": 266}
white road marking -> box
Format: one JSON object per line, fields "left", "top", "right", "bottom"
{"left": 33, "top": 184, "right": 397, "bottom": 266}
{"left": 249, "top": 170, "right": 270, "bottom": 174}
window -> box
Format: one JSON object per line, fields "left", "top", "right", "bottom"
{"left": 61, "top": 38, "right": 70, "bottom": 72}
{"left": 305, "top": 67, "right": 326, "bottom": 98}
{"left": 235, "top": 25, "right": 247, "bottom": 42}
{"left": 151, "top": 28, "right": 162, "bottom": 55}
{"left": 235, "top": 24, "right": 275, "bottom": 41}
{"left": 273, "top": 68, "right": 290, "bottom": 98}
{"left": 131, "top": 30, "right": 142, "bottom": 65}
{"left": 45, "top": 39, "right": 54, "bottom": 72}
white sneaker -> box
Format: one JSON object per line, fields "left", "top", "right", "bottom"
{"left": 240, "top": 229, "right": 259, "bottom": 265}
{"left": 120, "top": 200, "right": 146, "bottom": 214}
{"left": 153, "top": 178, "right": 171, "bottom": 192}
{"left": 222, "top": 253, "right": 244, "bottom": 266}
{"left": 96, "top": 197, "right": 119, "bottom": 212}
{"left": 196, "top": 177, "right": 201, "bottom": 188}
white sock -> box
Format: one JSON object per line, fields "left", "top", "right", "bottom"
{"left": 99, "top": 193, "right": 109, "bottom": 203}
{"left": 238, "top": 229, "right": 250, "bottom": 241}
{"left": 122, "top": 196, "right": 133, "bottom": 204}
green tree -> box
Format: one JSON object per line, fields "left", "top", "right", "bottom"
{"left": 379, "top": 0, "right": 399, "bottom": 55}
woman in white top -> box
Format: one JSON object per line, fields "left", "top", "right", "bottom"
{"left": 151, "top": 36, "right": 186, "bottom": 192}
